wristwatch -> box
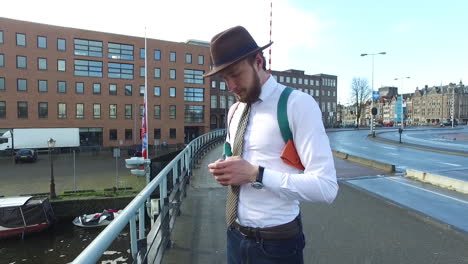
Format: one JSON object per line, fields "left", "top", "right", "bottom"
{"left": 251, "top": 166, "right": 264, "bottom": 189}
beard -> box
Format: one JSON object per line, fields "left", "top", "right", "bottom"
{"left": 236, "top": 67, "right": 261, "bottom": 104}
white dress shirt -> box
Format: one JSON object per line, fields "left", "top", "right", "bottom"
{"left": 226, "top": 75, "right": 338, "bottom": 228}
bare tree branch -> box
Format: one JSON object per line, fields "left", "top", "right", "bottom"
{"left": 350, "top": 77, "right": 371, "bottom": 126}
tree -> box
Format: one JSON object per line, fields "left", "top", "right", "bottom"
{"left": 350, "top": 77, "right": 372, "bottom": 127}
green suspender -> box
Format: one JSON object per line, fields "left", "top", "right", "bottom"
{"left": 277, "top": 87, "right": 294, "bottom": 143}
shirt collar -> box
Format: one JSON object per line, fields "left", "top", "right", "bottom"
{"left": 258, "top": 75, "right": 277, "bottom": 102}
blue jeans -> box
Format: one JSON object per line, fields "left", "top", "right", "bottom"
{"left": 227, "top": 226, "right": 305, "bottom": 264}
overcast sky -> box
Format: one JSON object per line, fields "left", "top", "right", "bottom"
{"left": 2, "top": 0, "right": 467, "bottom": 104}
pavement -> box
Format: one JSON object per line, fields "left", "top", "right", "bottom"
{"left": 162, "top": 144, "right": 468, "bottom": 264}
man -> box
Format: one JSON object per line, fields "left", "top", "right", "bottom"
{"left": 207, "top": 26, "right": 338, "bottom": 264}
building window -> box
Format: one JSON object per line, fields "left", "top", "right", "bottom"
{"left": 57, "top": 38, "right": 66, "bottom": 51}
{"left": 16, "top": 33, "right": 26, "bottom": 47}
{"left": 58, "top": 103, "right": 67, "bottom": 119}
{"left": 211, "top": 80, "right": 216, "bottom": 88}
{"left": 185, "top": 105, "right": 204, "bottom": 123}
{"left": 328, "top": 90, "right": 330, "bottom": 96}
{"left": 154, "top": 105, "right": 161, "bottom": 119}
{"left": 220, "top": 82, "right": 226, "bottom": 90}
{"left": 76, "top": 103, "right": 84, "bottom": 119}
{"left": 57, "top": 59, "right": 66, "bottom": 72}
{"left": 220, "top": 96, "right": 226, "bottom": 109}
{"left": 154, "top": 68, "right": 161, "bottom": 79}
{"left": 322, "top": 90, "right": 325, "bottom": 96}
{"left": 0, "top": 54, "right": 4, "bottom": 67}
{"left": 122, "top": 104, "right": 133, "bottom": 121}
{"left": 0, "top": 31, "right": 3, "bottom": 44}
{"left": 125, "top": 84, "right": 132, "bottom": 96}
{"left": 140, "top": 48, "right": 145, "bottom": 59}
{"left": 299, "top": 78, "right": 303, "bottom": 85}
{"left": 139, "top": 66, "right": 145, "bottom": 77}
{"left": 125, "top": 129, "right": 132, "bottom": 140}
{"left": 154, "top": 49, "right": 161, "bottom": 60}
{"left": 108, "top": 42, "right": 134, "bottom": 61}
{"left": 279, "top": 76, "right": 284, "bottom": 82}
{"left": 211, "top": 95, "right": 217, "bottom": 109}
{"left": 17, "top": 101, "right": 28, "bottom": 119}
{"left": 0, "top": 101, "right": 5, "bottom": 119}
{"left": 37, "top": 36, "right": 47, "bottom": 49}
{"left": 17, "top": 79, "right": 27, "bottom": 92}
{"left": 169, "top": 128, "right": 176, "bottom": 139}
{"left": 184, "top": 87, "right": 204, "bottom": 102}
{"left": 108, "top": 62, "right": 134, "bottom": 79}
{"left": 198, "top": 55, "right": 204, "bottom": 65}
{"left": 293, "top": 77, "right": 297, "bottom": 84}
{"left": 17, "top": 56, "right": 27, "bottom": 69}
{"left": 169, "top": 87, "right": 176, "bottom": 97}
{"left": 109, "top": 104, "right": 117, "bottom": 119}
{"left": 75, "top": 82, "right": 84, "bottom": 94}
{"left": 74, "top": 59, "right": 103, "bottom": 77}
{"left": 154, "top": 129, "right": 161, "bottom": 139}
{"left": 154, "top": 86, "right": 161, "bottom": 97}
{"left": 38, "top": 57, "right": 47, "bottom": 70}
{"left": 286, "top": 77, "right": 290, "bottom": 83}
{"left": 38, "top": 80, "right": 47, "bottom": 92}
{"left": 93, "top": 83, "right": 101, "bottom": 94}
{"left": 93, "top": 104, "right": 101, "bottom": 119}
{"left": 170, "top": 51, "right": 176, "bottom": 62}
{"left": 170, "top": 69, "right": 176, "bottom": 80}
{"left": 74, "top": 39, "right": 103, "bottom": 57}
{"left": 38, "top": 102, "right": 48, "bottom": 119}
{"left": 185, "top": 53, "right": 192, "bottom": 64}
{"left": 305, "top": 79, "right": 309, "bottom": 85}
{"left": 0, "top": 77, "right": 5, "bottom": 91}
{"left": 57, "top": 81, "right": 66, "bottom": 93}
{"left": 184, "top": 69, "right": 204, "bottom": 84}
{"left": 109, "top": 129, "right": 117, "bottom": 141}
{"left": 109, "top": 84, "right": 117, "bottom": 95}
{"left": 315, "top": 90, "right": 319, "bottom": 97}
{"left": 139, "top": 86, "right": 145, "bottom": 96}
{"left": 316, "top": 80, "right": 319, "bottom": 86}
{"left": 139, "top": 105, "right": 144, "bottom": 119}
{"left": 169, "top": 105, "right": 176, "bottom": 119}
{"left": 228, "top": 96, "right": 235, "bottom": 108}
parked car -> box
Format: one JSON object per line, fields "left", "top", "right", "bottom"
{"left": 127, "top": 145, "right": 142, "bottom": 157}
{"left": 14, "top": 149, "right": 38, "bottom": 163}
{"left": 440, "top": 120, "right": 458, "bottom": 127}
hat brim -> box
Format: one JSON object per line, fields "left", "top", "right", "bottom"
{"left": 204, "top": 42, "right": 273, "bottom": 78}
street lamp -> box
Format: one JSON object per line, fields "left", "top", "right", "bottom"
{"left": 394, "top": 76, "right": 411, "bottom": 128}
{"left": 48, "top": 138, "right": 57, "bottom": 199}
{"left": 361, "top": 52, "right": 386, "bottom": 137}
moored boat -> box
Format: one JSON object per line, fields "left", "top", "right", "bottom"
{"left": 72, "top": 209, "right": 121, "bottom": 227}
{"left": 0, "top": 196, "right": 55, "bottom": 239}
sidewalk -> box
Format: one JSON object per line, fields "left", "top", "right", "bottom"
{"left": 162, "top": 144, "right": 468, "bottom": 264}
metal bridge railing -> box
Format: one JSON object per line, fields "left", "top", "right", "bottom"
{"left": 72, "top": 129, "right": 226, "bottom": 264}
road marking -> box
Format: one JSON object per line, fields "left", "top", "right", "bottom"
{"left": 384, "top": 177, "right": 468, "bottom": 204}
{"left": 439, "top": 162, "right": 462, "bottom": 167}
{"left": 382, "top": 146, "right": 396, "bottom": 150}
{"left": 389, "top": 153, "right": 398, "bottom": 155}
{"left": 360, "top": 146, "right": 369, "bottom": 149}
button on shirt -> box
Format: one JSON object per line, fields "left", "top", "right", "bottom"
{"left": 227, "top": 76, "right": 338, "bottom": 228}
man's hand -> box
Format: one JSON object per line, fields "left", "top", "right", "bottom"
{"left": 208, "top": 156, "right": 258, "bottom": 186}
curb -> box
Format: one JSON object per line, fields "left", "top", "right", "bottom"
{"left": 406, "top": 169, "right": 468, "bottom": 194}
{"left": 332, "top": 150, "right": 395, "bottom": 173}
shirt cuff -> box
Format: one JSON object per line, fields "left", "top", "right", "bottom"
{"left": 262, "top": 168, "right": 284, "bottom": 190}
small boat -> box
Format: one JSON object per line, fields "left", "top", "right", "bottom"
{"left": 72, "top": 209, "right": 121, "bottom": 227}
{"left": 0, "top": 196, "right": 55, "bottom": 239}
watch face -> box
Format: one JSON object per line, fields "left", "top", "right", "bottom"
{"left": 251, "top": 182, "right": 264, "bottom": 189}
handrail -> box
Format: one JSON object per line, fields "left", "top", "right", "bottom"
{"left": 72, "top": 129, "right": 226, "bottom": 264}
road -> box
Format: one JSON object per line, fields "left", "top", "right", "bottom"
{"left": 328, "top": 128, "right": 468, "bottom": 182}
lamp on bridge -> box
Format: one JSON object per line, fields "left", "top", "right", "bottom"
{"left": 361, "top": 51, "right": 386, "bottom": 137}
{"left": 48, "top": 138, "right": 57, "bottom": 199}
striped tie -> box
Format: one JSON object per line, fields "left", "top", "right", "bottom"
{"left": 226, "top": 104, "right": 251, "bottom": 226}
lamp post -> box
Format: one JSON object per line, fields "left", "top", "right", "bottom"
{"left": 361, "top": 52, "right": 386, "bottom": 137}
{"left": 48, "top": 138, "right": 57, "bottom": 199}
{"left": 394, "top": 76, "right": 410, "bottom": 128}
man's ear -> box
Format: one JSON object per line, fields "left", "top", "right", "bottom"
{"left": 254, "top": 53, "right": 263, "bottom": 71}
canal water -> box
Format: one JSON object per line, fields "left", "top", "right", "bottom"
{"left": 0, "top": 217, "right": 131, "bottom": 264}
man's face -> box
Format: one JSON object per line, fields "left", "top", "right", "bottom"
{"left": 220, "top": 58, "right": 261, "bottom": 104}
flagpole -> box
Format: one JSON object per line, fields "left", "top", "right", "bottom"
{"left": 142, "top": 27, "right": 149, "bottom": 160}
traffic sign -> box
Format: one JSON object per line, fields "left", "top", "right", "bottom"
{"left": 373, "top": 91, "right": 380, "bottom": 100}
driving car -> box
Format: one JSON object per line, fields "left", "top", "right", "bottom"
{"left": 15, "top": 149, "right": 38, "bottom": 163}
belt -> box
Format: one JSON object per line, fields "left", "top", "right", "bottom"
{"left": 231, "top": 216, "right": 302, "bottom": 240}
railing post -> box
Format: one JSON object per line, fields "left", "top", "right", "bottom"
{"left": 130, "top": 216, "right": 138, "bottom": 259}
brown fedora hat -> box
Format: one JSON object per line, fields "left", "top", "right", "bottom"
{"left": 204, "top": 26, "right": 273, "bottom": 77}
